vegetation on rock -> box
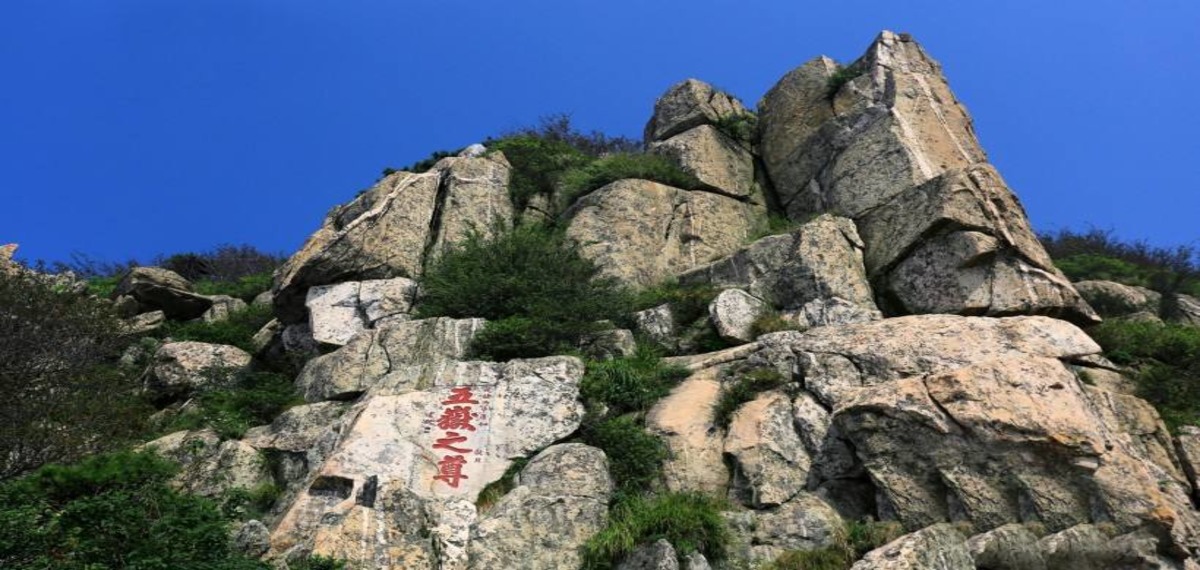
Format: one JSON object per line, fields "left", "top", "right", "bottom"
{"left": 0, "top": 269, "right": 148, "bottom": 479}
{"left": 764, "top": 519, "right": 905, "bottom": 570}
{"left": 580, "top": 344, "right": 689, "bottom": 417}
{"left": 558, "top": 152, "right": 702, "bottom": 206}
{"left": 416, "top": 223, "right": 631, "bottom": 360}
{"left": 1040, "top": 227, "right": 1200, "bottom": 298}
{"left": 581, "top": 492, "right": 730, "bottom": 570}
{"left": 160, "top": 303, "right": 274, "bottom": 353}
{"left": 714, "top": 367, "right": 788, "bottom": 429}
{"left": 0, "top": 451, "right": 269, "bottom": 570}
{"left": 159, "top": 369, "right": 301, "bottom": 440}
{"left": 1090, "top": 319, "right": 1200, "bottom": 431}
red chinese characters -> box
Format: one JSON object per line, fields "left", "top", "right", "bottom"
{"left": 431, "top": 386, "right": 481, "bottom": 488}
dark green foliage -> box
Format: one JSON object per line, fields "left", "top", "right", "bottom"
{"left": 748, "top": 212, "right": 809, "bottom": 242}
{"left": 1039, "top": 227, "right": 1200, "bottom": 297}
{"left": 712, "top": 112, "right": 759, "bottom": 146}
{"left": 416, "top": 224, "right": 631, "bottom": 359}
{"left": 221, "top": 481, "right": 284, "bottom": 520}
{"left": 0, "top": 451, "right": 268, "bottom": 569}
{"left": 156, "top": 244, "right": 284, "bottom": 284}
{"left": 161, "top": 370, "right": 302, "bottom": 439}
{"left": 486, "top": 114, "right": 639, "bottom": 211}
{"left": 392, "top": 148, "right": 460, "bottom": 175}
{"left": 1, "top": 270, "right": 147, "bottom": 479}
{"left": 161, "top": 303, "right": 274, "bottom": 353}
{"left": 750, "top": 311, "right": 799, "bottom": 337}
{"left": 290, "top": 556, "right": 348, "bottom": 570}
{"left": 714, "top": 368, "right": 788, "bottom": 429}
{"left": 766, "top": 548, "right": 850, "bottom": 570}
{"left": 580, "top": 344, "right": 690, "bottom": 416}
{"left": 559, "top": 152, "right": 702, "bottom": 205}
{"left": 581, "top": 492, "right": 730, "bottom": 570}
{"left": 580, "top": 416, "right": 668, "bottom": 500}
{"left": 87, "top": 274, "right": 122, "bottom": 297}
{"left": 1089, "top": 320, "right": 1200, "bottom": 431}
{"left": 632, "top": 282, "right": 720, "bottom": 328}
{"left": 192, "top": 271, "right": 274, "bottom": 303}
{"left": 843, "top": 519, "right": 904, "bottom": 558}
{"left": 475, "top": 457, "right": 529, "bottom": 512}
{"left": 826, "top": 64, "right": 862, "bottom": 100}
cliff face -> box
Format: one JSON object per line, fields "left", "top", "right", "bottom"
{"left": 131, "top": 32, "right": 1200, "bottom": 569}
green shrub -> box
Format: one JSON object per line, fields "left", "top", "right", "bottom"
{"left": 161, "top": 303, "right": 274, "bottom": 353}
{"left": 161, "top": 370, "right": 302, "bottom": 439}
{"left": 476, "top": 457, "right": 529, "bottom": 512}
{"left": 580, "top": 344, "right": 690, "bottom": 416}
{"left": 560, "top": 153, "right": 702, "bottom": 205}
{"left": 87, "top": 274, "right": 122, "bottom": 297}
{"left": 632, "top": 282, "right": 720, "bottom": 328}
{"left": 750, "top": 311, "right": 800, "bottom": 337}
{"left": 843, "top": 519, "right": 904, "bottom": 558}
{"left": 712, "top": 112, "right": 759, "bottom": 147}
{"left": 416, "top": 224, "right": 630, "bottom": 359}
{"left": 713, "top": 368, "right": 788, "bottom": 429}
{"left": 763, "top": 519, "right": 903, "bottom": 569}
{"left": 826, "top": 65, "right": 862, "bottom": 100}
{"left": 0, "top": 451, "right": 268, "bottom": 569}
{"left": 1, "top": 270, "right": 147, "bottom": 479}
{"left": 766, "top": 548, "right": 850, "bottom": 570}
{"left": 391, "top": 148, "right": 460, "bottom": 175}
{"left": 1089, "top": 320, "right": 1200, "bottom": 432}
{"left": 489, "top": 133, "right": 593, "bottom": 211}
{"left": 290, "top": 556, "right": 348, "bottom": 570}
{"left": 1039, "top": 227, "right": 1199, "bottom": 297}
{"left": 582, "top": 492, "right": 730, "bottom": 570}
{"left": 192, "top": 271, "right": 274, "bottom": 303}
{"left": 580, "top": 416, "right": 668, "bottom": 501}
{"left": 156, "top": 244, "right": 284, "bottom": 284}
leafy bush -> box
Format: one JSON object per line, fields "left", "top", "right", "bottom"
{"left": 156, "top": 244, "right": 284, "bottom": 284}
{"left": 632, "top": 282, "right": 720, "bottom": 328}
{"left": 0, "top": 451, "right": 268, "bottom": 569}
{"left": 580, "top": 416, "right": 668, "bottom": 500}
{"left": 714, "top": 368, "right": 788, "bottom": 429}
{"left": 0, "top": 271, "right": 148, "bottom": 479}
{"left": 750, "top": 311, "right": 801, "bottom": 337}
{"left": 764, "top": 519, "right": 903, "bottom": 569}
{"left": 486, "top": 114, "right": 639, "bottom": 211}
{"left": 559, "top": 152, "right": 702, "bottom": 205}
{"left": 712, "top": 112, "right": 759, "bottom": 147}
{"left": 416, "top": 224, "right": 630, "bottom": 359}
{"left": 475, "top": 457, "right": 529, "bottom": 512}
{"left": 826, "top": 64, "right": 863, "bottom": 100}
{"left": 582, "top": 492, "right": 730, "bottom": 570}
{"left": 160, "top": 370, "right": 302, "bottom": 439}
{"left": 161, "top": 303, "right": 274, "bottom": 353}
{"left": 1039, "top": 227, "right": 1200, "bottom": 297}
{"left": 193, "top": 271, "right": 274, "bottom": 303}
{"left": 1089, "top": 320, "right": 1200, "bottom": 431}
{"left": 580, "top": 344, "right": 690, "bottom": 416}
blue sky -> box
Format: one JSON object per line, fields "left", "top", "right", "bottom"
{"left": 3, "top": 0, "right": 1198, "bottom": 266}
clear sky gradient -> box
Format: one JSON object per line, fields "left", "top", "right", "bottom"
{"left": 4, "top": 1, "right": 1198, "bottom": 265}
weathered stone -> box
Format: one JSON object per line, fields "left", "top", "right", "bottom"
{"left": 273, "top": 153, "right": 512, "bottom": 323}
{"left": 735, "top": 493, "right": 844, "bottom": 564}
{"left": 580, "top": 328, "right": 637, "bottom": 360}
{"left": 725, "top": 390, "right": 809, "bottom": 507}
{"left": 250, "top": 318, "right": 280, "bottom": 353}
{"left": 234, "top": 520, "right": 271, "bottom": 558}
{"left": 296, "top": 316, "right": 486, "bottom": 402}
{"left": 762, "top": 32, "right": 985, "bottom": 220}
{"left": 145, "top": 341, "right": 252, "bottom": 401}
{"left": 617, "top": 539, "right": 678, "bottom": 570}
{"left": 271, "top": 357, "right": 587, "bottom": 558}
{"left": 761, "top": 314, "right": 1100, "bottom": 409}
{"left": 650, "top": 125, "right": 756, "bottom": 199}
{"left": 200, "top": 294, "right": 247, "bottom": 323}
{"left": 850, "top": 524, "right": 972, "bottom": 570}
{"left": 1172, "top": 293, "right": 1200, "bottom": 327}
{"left": 123, "top": 309, "right": 166, "bottom": 335}
{"left": 306, "top": 482, "right": 437, "bottom": 568}
{"left": 646, "top": 367, "right": 730, "bottom": 494}
{"left": 858, "top": 166, "right": 1095, "bottom": 322}
{"left": 112, "top": 266, "right": 214, "bottom": 320}
{"left": 636, "top": 304, "right": 679, "bottom": 349}
{"left": 252, "top": 290, "right": 273, "bottom": 308}
{"left": 564, "top": 179, "right": 762, "bottom": 288}
{"left": 0, "top": 243, "right": 17, "bottom": 276}
{"left": 682, "top": 552, "right": 711, "bottom": 570}
{"left": 679, "top": 214, "right": 876, "bottom": 312}
{"left": 243, "top": 401, "right": 350, "bottom": 455}
{"left": 780, "top": 297, "right": 881, "bottom": 331}
{"left": 966, "top": 523, "right": 1046, "bottom": 570}
{"left": 709, "top": 289, "right": 769, "bottom": 344}
{"left": 469, "top": 444, "right": 612, "bottom": 570}
{"left": 305, "top": 277, "right": 417, "bottom": 346}
{"left": 832, "top": 356, "right": 1198, "bottom": 545}
{"left": 1074, "top": 280, "right": 1162, "bottom": 319}
{"left": 1037, "top": 524, "right": 1113, "bottom": 570}
{"left": 143, "top": 429, "right": 271, "bottom": 499}
{"left": 645, "top": 79, "right": 749, "bottom": 143}
{"left": 113, "top": 294, "right": 140, "bottom": 317}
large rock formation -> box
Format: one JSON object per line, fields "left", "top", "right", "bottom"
{"left": 272, "top": 151, "right": 512, "bottom": 323}
{"left": 757, "top": 31, "right": 1095, "bottom": 322}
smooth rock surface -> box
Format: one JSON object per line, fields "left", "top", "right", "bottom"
{"left": 709, "top": 288, "right": 769, "bottom": 344}
{"left": 725, "top": 390, "right": 809, "bottom": 507}
{"left": 650, "top": 124, "right": 756, "bottom": 199}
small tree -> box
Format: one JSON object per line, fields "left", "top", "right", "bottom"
{"left": 0, "top": 270, "right": 146, "bottom": 479}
